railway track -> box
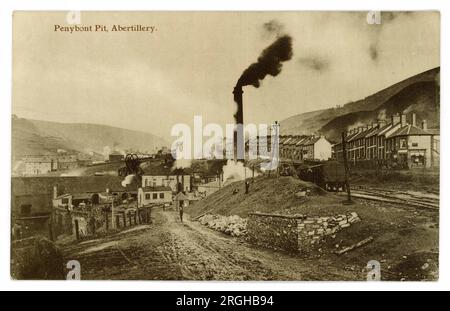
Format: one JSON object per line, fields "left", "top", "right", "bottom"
{"left": 349, "top": 188, "right": 439, "bottom": 210}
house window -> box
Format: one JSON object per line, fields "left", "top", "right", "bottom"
{"left": 412, "top": 143, "right": 418, "bottom": 147}
{"left": 160, "top": 193, "right": 164, "bottom": 199}
{"left": 153, "top": 193, "right": 158, "bottom": 199}
{"left": 145, "top": 193, "right": 150, "bottom": 200}
{"left": 400, "top": 138, "right": 407, "bottom": 149}
{"left": 153, "top": 182, "right": 157, "bottom": 187}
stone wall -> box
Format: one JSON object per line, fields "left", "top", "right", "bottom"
{"left": 247, "top": 212, "right": 361, "bottom": 254}
{"left": 297, "top": 212, "right": 360, "bottom": 253}
{"left": 248, "top": 213, "right": 304, "bottom": 252}
{"left": 54, "top": 206, "right": 152, "bottom": 240}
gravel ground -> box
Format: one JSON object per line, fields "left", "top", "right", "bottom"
{"left": 62, "top": 209, "right": 361, "bottom": 280}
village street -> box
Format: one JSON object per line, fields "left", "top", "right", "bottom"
{"left": 62, "top": 209, "right": 361, "bottom": 281}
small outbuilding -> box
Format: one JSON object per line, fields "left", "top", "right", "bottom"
{"left": 173, "top": 192, "right": 189, "bottom": 211}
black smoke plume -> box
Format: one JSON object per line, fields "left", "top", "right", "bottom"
{"left": 236, "top": 35, "right": 293, "bottom": 88}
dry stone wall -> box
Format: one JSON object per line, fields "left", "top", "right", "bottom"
{"left": 248, "top": 212, "right": 361, "bottom": 253}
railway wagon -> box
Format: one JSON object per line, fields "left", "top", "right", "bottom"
{"left": 297, "top": 160, "right": 346, "bottom": 192}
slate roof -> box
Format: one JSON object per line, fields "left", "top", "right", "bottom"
{"left": 140, "top": 186, "right": 172, "bottom": 192}
{"left": 295, "top": 137, "right": 309, "bottom": 146}
{"left": 142, "top": 163, "right": 192, "bottom": 176}
{"left": 366, "top": 123, "right": 391, "bottom": 138}
{"left": 174, "top": 192, "right": 189, "bottom": 200}
{"left": 12, "top": 176, "right": 140, "bottom": 196}
{"left": 345, "top": 131, "right": 360, "bottom": 142}
{"left": 388, "top": 125, "right": 435, "bottom": 138}
{"left": 351, "top": 127, "right": 375, "bottom": 141}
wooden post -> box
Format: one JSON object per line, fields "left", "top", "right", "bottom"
{"left": 111, "top": 200, "right": 115, "bottom": 229}
{"left": 48, "top": 211, "right": 54, "bottom": 241}
{"left": 74, "top": 219, "right": 80, "bottom": 240}
{"left": 341, "top": 132, "right": 353, "bottom": 204}
{"left": 123, "top": 213, "right": 127, "bottom": 227}
{"left": 105, "top": 212, "right": 109, "bottom": 231}
{"left": 91, "top": 217, "right": 96, "bottom": 234}
{"left": 48, "top": 222, "right": 54, "bottom": 242}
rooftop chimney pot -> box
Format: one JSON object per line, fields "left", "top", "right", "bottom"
{"left": 401, "top": 114, "right": 407, "bottom": 127}
{"left": 422, "top": 120, "right": 428, "bottom": 131}
{"left": 391, "top": 114, "right": 401, "bottom": 125}
{"left": 412, "top": 113, "right": 417, "bottom": 127}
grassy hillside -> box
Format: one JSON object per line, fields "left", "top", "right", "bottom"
{"left": 12, "top": 117, "right": 167, "bottom": 160}
{"left": 280, "top": 67, "right": 440, "bottom": 137}
{"left": 189, "top": 176, "right": 332, "bottom": 218}
{"left": 320, "top": 81, "right": 439, "bottom": 141}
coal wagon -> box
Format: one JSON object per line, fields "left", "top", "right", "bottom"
{"left": 296, "top": 160, "right": 346, "bottom": 192}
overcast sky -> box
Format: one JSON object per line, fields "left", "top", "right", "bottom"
{"left": 12, "top": 11, "right": 440, "bottom": 140}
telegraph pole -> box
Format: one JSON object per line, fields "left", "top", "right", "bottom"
{"left": 341, "top": 132, "right": 353, "bottom": 204}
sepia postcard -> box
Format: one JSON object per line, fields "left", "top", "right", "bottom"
{"left": 11, "top": 11, "right": 440, "bottom": 281}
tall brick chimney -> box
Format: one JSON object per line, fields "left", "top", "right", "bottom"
{"left": 233, "top": 86, "right": 244, "bottom": 162}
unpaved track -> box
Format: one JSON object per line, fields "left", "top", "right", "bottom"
{"left": 63, "top": 209, "right": 357, "bottom": 280}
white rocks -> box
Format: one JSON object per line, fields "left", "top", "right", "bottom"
{"left": 198, "top": 214, "right": 247, "bottom": 237}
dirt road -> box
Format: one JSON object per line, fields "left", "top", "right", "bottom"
{"left": 62, "top": 209, "right": 360, "bottom": 280}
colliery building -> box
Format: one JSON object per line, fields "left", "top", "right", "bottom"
{"left": 333, "top": 113, "right": 440, "bottom": 168}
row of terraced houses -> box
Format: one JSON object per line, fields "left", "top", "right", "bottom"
{"left": 332, "top": 113, "right": 440, "bottom": 168}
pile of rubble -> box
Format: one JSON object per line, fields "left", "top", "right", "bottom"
{"left": 198, "top": 214, "right": 247, "bottom": 237}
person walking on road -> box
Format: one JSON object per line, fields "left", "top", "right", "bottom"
{"left": 179, "top": 205, "right": 184, "bottom": 223}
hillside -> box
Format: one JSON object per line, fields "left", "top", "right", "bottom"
{"left": 320, "top": 80, "right": 439, "bottom": 141}
{"left": 187, "top": 175, "right": 438, "bottom": 280}
{"left": 189, "top": 176, "right": 332, "bottom": 218}
{"left": 280, "top": 67, "right": 440, "bottom": 139}
{"left": 11, "top": 117, "right": 167, "bottom": 160}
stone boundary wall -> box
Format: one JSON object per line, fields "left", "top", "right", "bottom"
{"left": 247, "top": 213, "right": 305, "bottom": 252}
{"left": 54, "top": 205, "right": 153, "bottom": 240}
{"left": 247, "top": 212, "right": 361, "bottom": 253}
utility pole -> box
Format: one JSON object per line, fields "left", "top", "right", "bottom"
{"left": 111, "top": 196, "right": 115, "bottom": 229}
{"left": 342, "top": 132, "right": 353, "bottom": 204}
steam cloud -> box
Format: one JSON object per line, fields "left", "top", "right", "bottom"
{"left": 222, "top": 160, "right": 258, "bottom": 182}
{"left": 121, "top": 174, "right": 136, "bottom": 187}
{"left": 236, "top": 35, "right": 293, "bottom": 88}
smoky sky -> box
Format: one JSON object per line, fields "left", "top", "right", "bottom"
{"left": 262, "top": 19, "right": 284, "bottom": 38}
{"left": 367, "top": 12, "right": 414, "bottom": 62}
{"left": 12, "top": 12, "right": 439, "bottom": 140}
{"left": 298, "top": 56, "right": 330, "bottom": 72}
{"left": 236, "top": 35, "right": 293, "bottom": 88}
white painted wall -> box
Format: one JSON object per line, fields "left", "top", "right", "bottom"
{"left": 314, "top": 137, "right": 332, "bottom": 160}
